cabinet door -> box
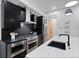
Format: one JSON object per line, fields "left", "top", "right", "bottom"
{"left": 38, "top": 35, "right": 44, "bottom": 46}
{"left": 31, "top": 14, "right": 37, "bottom": 31}
{"left": 36, "top": 16, "right": 43, "bottom": 35}
{"left": 31, "top": 14, "right": 34, "bottom": 21}
{"left": 3, "top": 1, "right": 20, "bottom": 30}
{"left": 1, "top": 0, "right": 5, "bottom": 29}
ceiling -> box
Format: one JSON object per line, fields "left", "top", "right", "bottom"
{"left": 22, "top": 0, "right": 79, "bottom": 15}
{"left": 8, "top": 0, "right": 79, "bottom": 16}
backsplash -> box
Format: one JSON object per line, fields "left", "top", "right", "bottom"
{"left": 15, "top": 23, "right": 32, "bottom": 36}
{"left": 2, "top": 23, "right": 33, "bottom": 40}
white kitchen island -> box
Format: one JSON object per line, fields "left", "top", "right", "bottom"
{"left": 26, "top": 36, "right": 79, "bottom": 58}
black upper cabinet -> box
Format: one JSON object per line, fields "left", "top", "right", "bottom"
{"left": 4, "top": 1, "right": 26, "bottom": 22}
{"left": 2, "top": 1, "right": 26, "bottom": 30}
{"left": 30, "top": 14, "right": 37, "bottom": 31}
{"left": 31, "top": 14, "right": 34, "bottom": 21}
{"left": 19, "top": 8, "right": 26, "bottom": 22}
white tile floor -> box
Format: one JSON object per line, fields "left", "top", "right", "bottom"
{"left": 26, "top": 36, "right": 79, "bottom": 58}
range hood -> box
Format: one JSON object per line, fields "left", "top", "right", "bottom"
{"left": 23, "top": 8, "right": 36, "bottom": 24}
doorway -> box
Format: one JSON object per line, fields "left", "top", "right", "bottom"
{"left": 47, "top": 15, "right": 57, "bottom": 40}
{"left": 47, "top": 19, "right": 53, "bottom": 40}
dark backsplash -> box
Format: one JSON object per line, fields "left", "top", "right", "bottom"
{"left": 2, "top": 29, "right": 13, "bottom": 40}
{"left": 15, "top": 23, "right": 32, "bottom": 36}
{"left": 2, "top": 23, "right": 32, "bottom": 40}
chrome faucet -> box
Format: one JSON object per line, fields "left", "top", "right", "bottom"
{"left": 59, "top": 34, "right": 71, "bottom": 49}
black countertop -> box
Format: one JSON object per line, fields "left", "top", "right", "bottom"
{"left": 2, "top": 39, "right": 27, "bottom": 44}
{"left": 2, "top": 35, "right": 39, "bottom": 44}
{"left": 2, "top": 36, "right": 27, "bottom": 44}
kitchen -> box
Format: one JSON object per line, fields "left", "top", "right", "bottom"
{"left": 0, "top": 0, "right": 79, "bottom": 58}
{"left": 0, "top": 0, "right": 45, "bottom": 58}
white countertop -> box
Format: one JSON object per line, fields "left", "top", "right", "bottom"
{"left": 26, "top": 36, "right": 79, "bottom": 58}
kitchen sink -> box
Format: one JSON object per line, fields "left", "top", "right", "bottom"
{"left": 48, "top": 41, "right": 66, "bottom": 50}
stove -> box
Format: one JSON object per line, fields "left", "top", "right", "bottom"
{"left": 26, "top": 36, "right": 38, "bottom": 54}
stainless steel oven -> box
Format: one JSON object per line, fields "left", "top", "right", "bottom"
{"left": 7, "top": 40, "right": 27, "bottom": 58}
{"left": 27, "top": 38, "right": 38, "bottom": 54}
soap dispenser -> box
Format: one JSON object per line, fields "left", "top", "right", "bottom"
{"left": 10, "top": 32, "right": 18, "bottom": 40}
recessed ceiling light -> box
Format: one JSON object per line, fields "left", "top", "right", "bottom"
{"left": 52, "top": 7, "right": 55, "bottom": 10}
{"left": 65, "top": 1, "right": 78, "bottom": 7}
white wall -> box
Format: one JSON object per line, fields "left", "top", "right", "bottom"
{"left": 52, "top": 19, "right": 57, "bottom": 36}
{"left": 70, "top": 5, "right": 79, "bottom": 37}
{"left": 49, "top": 5, "right": 79, "bottom": 37}
{"left": 0, "top": 1, "right": 1, "bottom": 40}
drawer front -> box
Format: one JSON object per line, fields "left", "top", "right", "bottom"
{"left": 7, "top": 40, "right": 27, "bottom": 58}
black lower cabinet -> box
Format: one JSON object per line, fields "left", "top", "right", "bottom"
{"left": 38, "top": 35, "right": 44, "bottom": 46}
{"left": 13, "top": 50, "right": 26, "bottom": 58}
